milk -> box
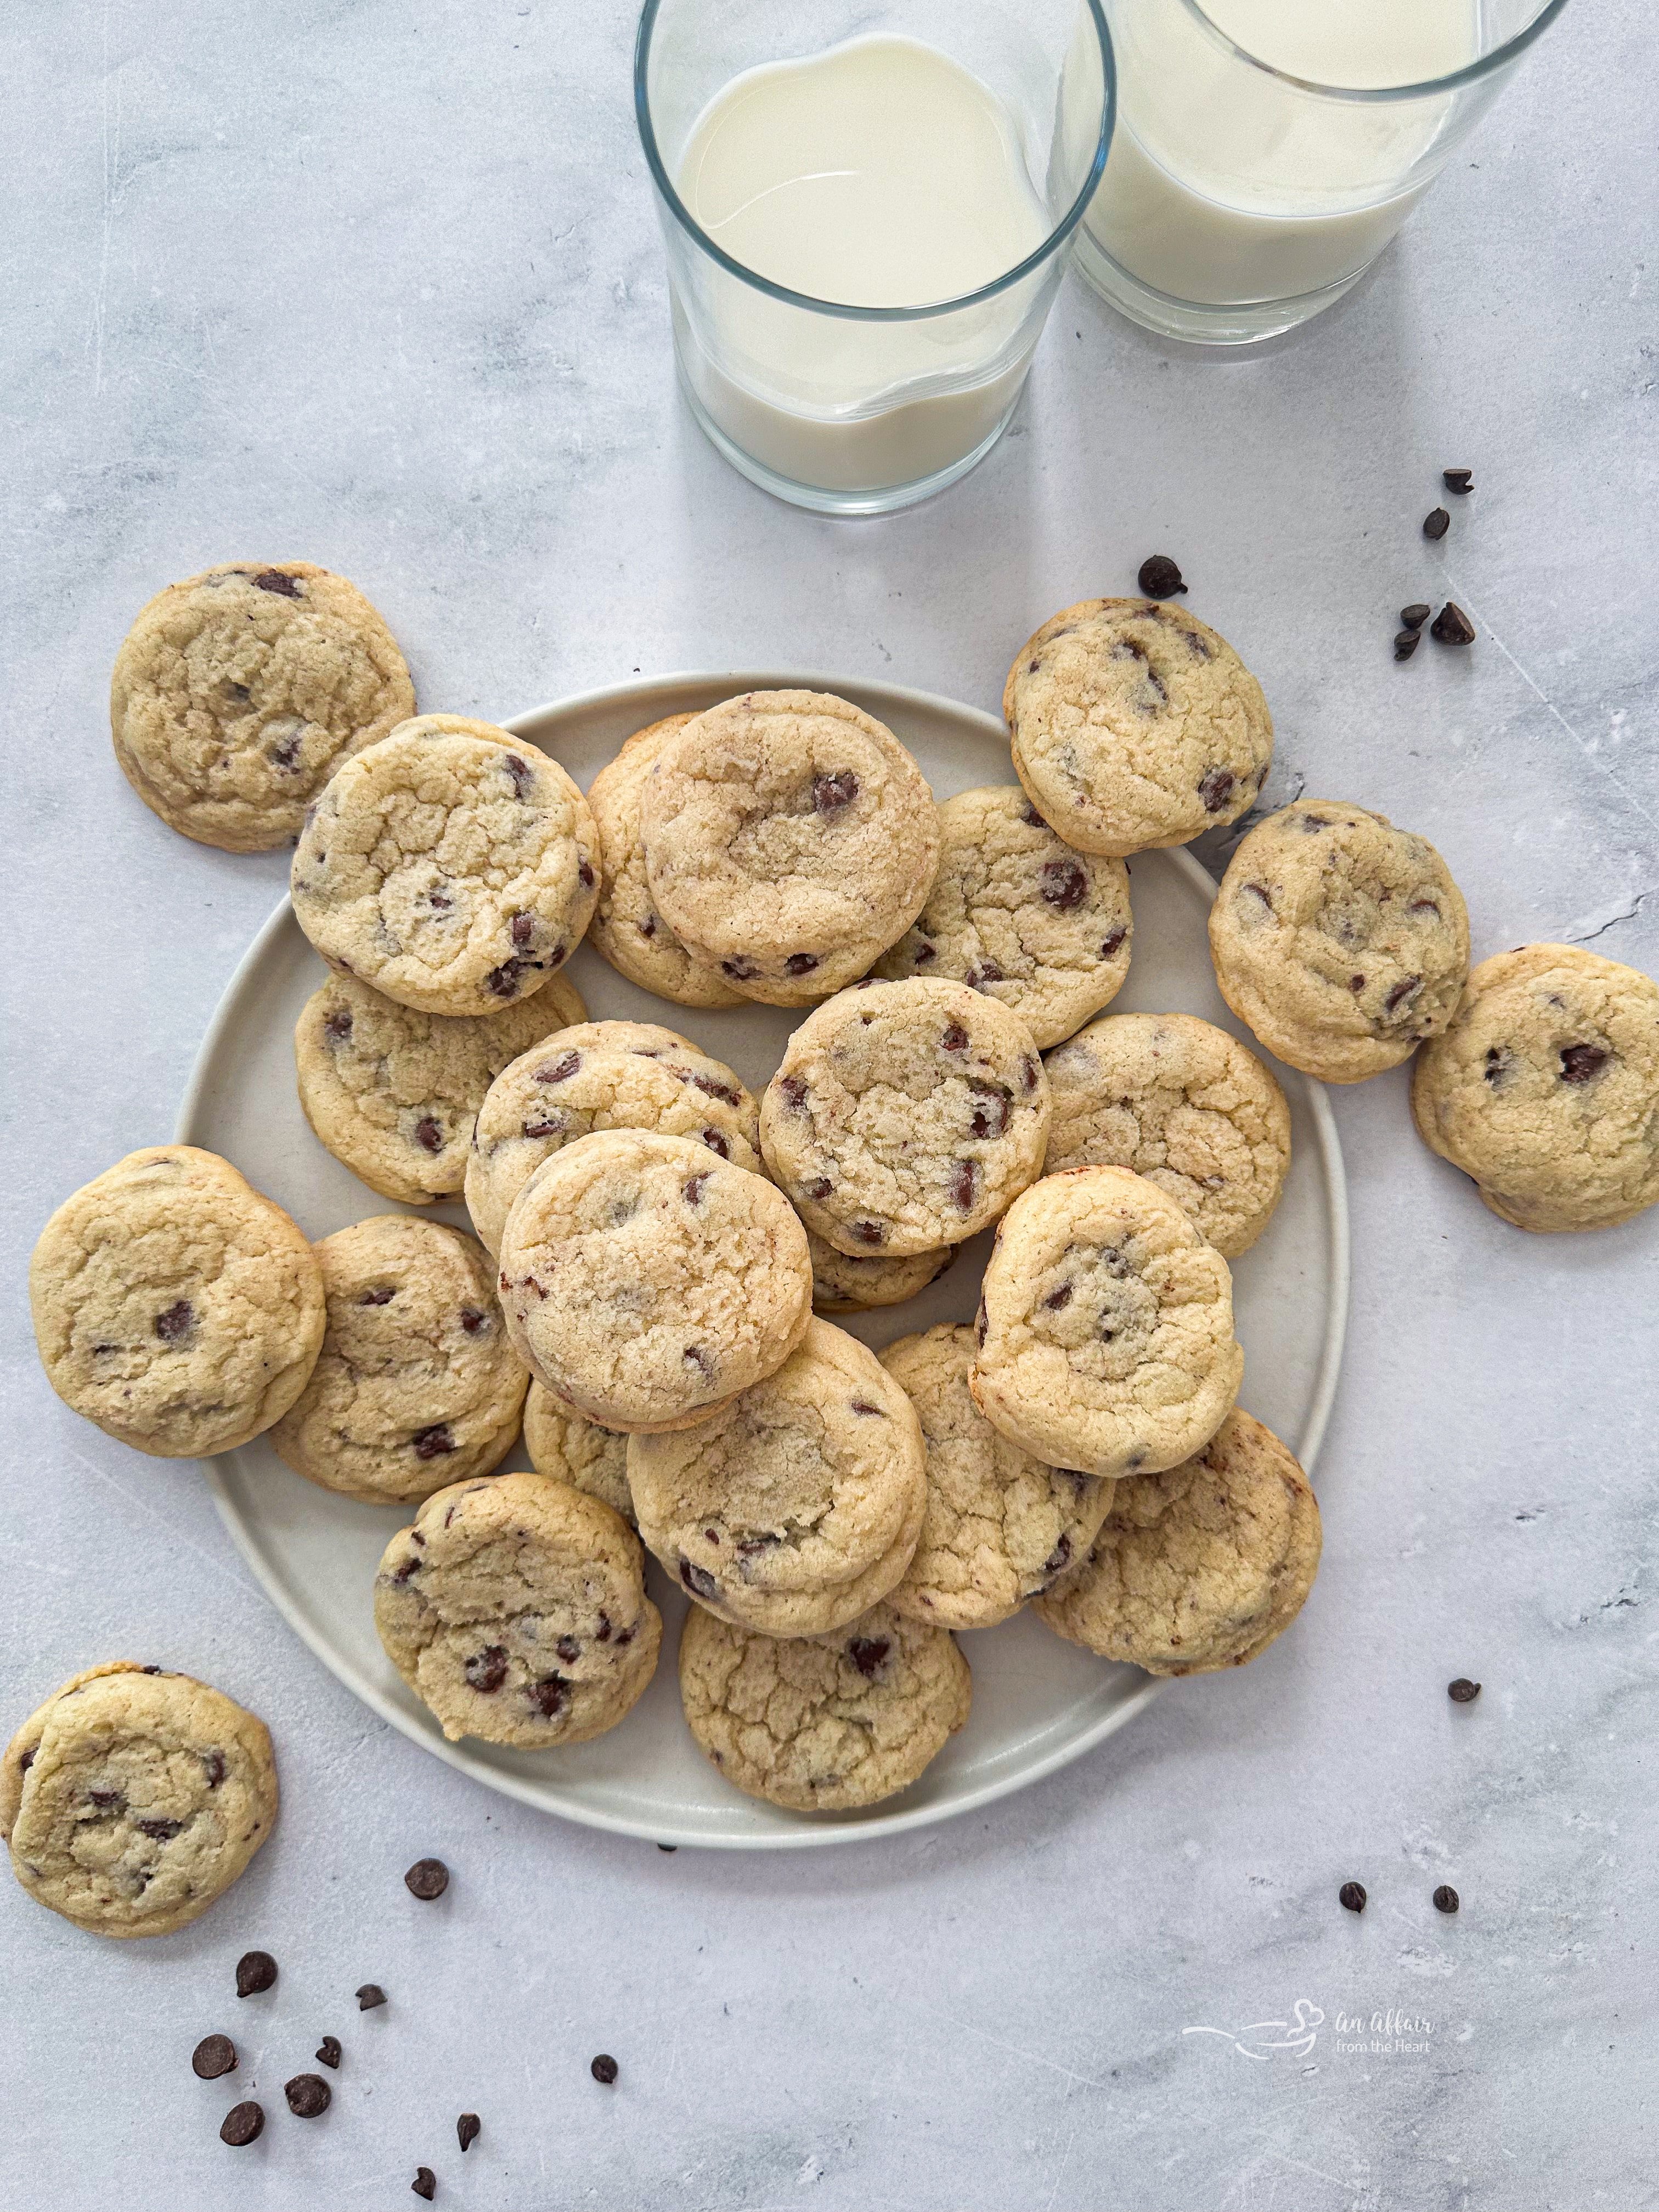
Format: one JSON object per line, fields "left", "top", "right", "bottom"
{"left": 673, "top": 36, "right": 1053, "bottom": 495}
{"left": 1084, "top": 0, "right": 1481, "bottom": 308}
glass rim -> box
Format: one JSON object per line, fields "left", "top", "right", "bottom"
{"left": 633, "top": 0, "right": 1116, "bottom": 323}
{"left": 1173, "top": 0, "right": 1570, "bottom": 101}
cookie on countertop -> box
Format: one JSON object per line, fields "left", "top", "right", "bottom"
{"left": 629, "top": 1319, "right": 928, "bottom": 1638}
{"left": 1035, "top": 1409, "right": 1321, "bottom": 1673}
{"left": 295, "top": 969, "right": 585, "bottom": 1206}
{"left": 873, "top": 785, "right": 1132, "bottom": 1047}
{"left": 523, "top": 1380, "right": 634, "bottom": 1526}
{"left": 291, "top": 715, "right": 600, "bottom": 1016}
{"left": 679, "top": 1601, "right": 969, "bottom": 1813}
{"left": 881, "top": 1325, "right": 1115, "bottom": 1630}
{"left": 639, "top": 690, "right": 941, "bottom": 1006}
{"left": 970, "top": 1165, "right": 1242, "bottom": 1480}
{"left": 807, "top": 1228, "right": 956, "bottom": 1316}
{"left": 497, "top": 1131, "right": 812, "bottom": 1434}
{"left": 374, "top": 1471, "right": 660, "bottom": 1747}
{"left": 760, "top": 978, "right": 1051, "bottom": 1257}
{"left": 1209, "top": 800, "right": 1470, "bottom": 1083}
{"left": 1410, "top": 943, "right": 1659, "bottom": 1232}
{"left": 110, "top": 562, "right": 415, "bottom": 853}
{"left": 269, "top": 1217, "right": 527, "bottom": 1504}
{"left": 1042, "top": 1012, "right": 1291, "bottom": 1257}
{"left": 1004, "top": 598, "right": 1272, "bottom": 857}
{"left": 464, "top": 1030, "right": 763, "bottom": 1256}
{"left": 586, "top": 714, "right": 745, "bottom": 1009}
{"left": 30, "top": 1147, "right": 325, "bottom": 1458}
{"left": 1, "top": 1663, "right": 277, "bottom": 1938}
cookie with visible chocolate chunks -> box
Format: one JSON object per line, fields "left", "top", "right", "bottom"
{"left": 523, "top": 1380, "right": 634, "bottom": 1525}
{"left": 806, "top": 1229, "right": 955, "bottom": 1316}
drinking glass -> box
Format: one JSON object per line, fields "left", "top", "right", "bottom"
{"left": 1074, "top": 0, "right": 1568, "bottom": 346}
{"left": 635, "top": 0, "right": 1114, "bottom": 514}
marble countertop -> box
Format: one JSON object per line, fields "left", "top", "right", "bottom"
{"left": 4, "top": 3, "right": 1655, "bottom": 2205}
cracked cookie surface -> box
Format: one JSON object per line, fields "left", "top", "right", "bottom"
{"left": 639, "top": 690, "right": 941, "bottom": 1006}
{"left": 1209, "top": 800, "right": 1470, "bottom": 1083}
{"left": 760, "top": 978, "right": 1051, "bottom": 1257}
{"left": 678, "top": 1601, "right": 969, "bottom": 1812}
{"left": 523, "top": 1380, "right": 634, "bottom": 1526}
{"left": 629, "top": 1319, "right": 927, "bottom": 1637}
{"left": 874, "top": 785, "right": 1132, "bottom": 1047}
{"left": 291, "top": 715, "right": 599, "bottom": 1016}
{"left": 1, "top": 1663, "right": 277, "bottom": 1937}
{"left": 295, "top": 969, "right": 585, "bottom": 1206}
{"left": 1005, "top": 599, "right": 1271, "bottom": 857}
{"left": 1410, "top": 943, "right": 1659, "bottom": 1232}
{"left": 497, "top": 1131, "right": 812, "bottom": 1434}
{"left": 881, "top": 1325, "right": 1115, "bottom": 1630}
{"left": 110, "top": 562, "right": 415, "bottom": 853}
{"left": 374, "top": 1471, "right": 660, "bottom": 1746}
{"left": 970, "top": 1165, "right": 1242, "bottom": 1479}
{"left": 1043, "top": 1012, "right": 1291, "bottom": 1257}
{"left": 1035, "top": 1409, "right": 1321, "bottom": 1673}
{"left": 30, "top": 1146, "right": 325, "bottom": 1458}
{"left": 807, "top": 1228, "right": 955, "bottom": 1315}
{"left": 269, "top": 1216, "right": 527, "bottom": 1504}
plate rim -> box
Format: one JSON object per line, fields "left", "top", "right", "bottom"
{"left": 177, "top": 670, "right": 1350, "bottom": 1851}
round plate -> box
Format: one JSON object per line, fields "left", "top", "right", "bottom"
{"left": 179, "top": 672, "right": 1348, "bottom": 1849}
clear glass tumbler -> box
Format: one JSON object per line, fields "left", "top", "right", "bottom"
{"left": 1074, "top": 0, "right": 1568, "bottom": 346}
{"left": 635, "top": 0, "right": 1114, "bottom": 514}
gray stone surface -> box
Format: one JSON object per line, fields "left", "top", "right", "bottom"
{"left": 3, "top": 1, "right": 1656, "bottom": 2205}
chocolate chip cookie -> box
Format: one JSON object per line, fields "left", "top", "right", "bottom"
{"left": 1410, "top": 943, "right": 1659, "bottom": 1232}
{"left": 760, "top": 978, "right": 1051, "bottom": 1257}
{"left": 639, "top": 690, "right": 941, "bottom": 1006}
{"left": 374, "top": 1471, "right": 660, "bottom": 1747}
{"left": 807, "top": 1229, "right": 956, "bottom": 1316}
{"left": 1035, "top": 1410, "right": 1321, "bottom": 1673}
{"left": 970, "top": 1165, "right": 1243, "bottom": 1479}
{"left": 464, "top": 1030, "right": 762, "bottom": 1256}
{"left": 295, "top": 969, "right": 586, "bottom": 1206}
{"left": 523, "top": 1380, "right": 633, "bottom": 1525}
{"left": 497, "top": 1131, "right": 812, "bottom": 1433}
{"left": 881, "top": 1325, "right": 1115, "bottom": 1630}
{"left": 30, "top": 1147, "right": 325, "bottom": 1458}
{"left": 586, "top": 714, "right": 744, "bottom": 1009}
{"left": 873, "top": 785, "right": 1132, "bottom": 1047}
{"left": 678, "top": 1601, "right": 970, "bottom": 1813}
{"left": 1209, "top": 800, "right": 1470, "bottom": 1082}
{"left": 269, "top": 1217, "right": 527, "bottom": 1504}
{"left": 628, "top": 1319, "right": 928, "bottom": 1637}
{"left": 291, "top": 716, "right": 600, "bottom": 1015}
{"left": 1042, "top": 1012, "right": 1291, "bottom": 1257}
{"left": 1005, "top": 599, "right": 1272, "bottom": 856}
{"left": 1, "top": 1663, "right": 277, "bottom": 1937}
{"left": 110, "top": 562, "right": 415, "bottom": 853}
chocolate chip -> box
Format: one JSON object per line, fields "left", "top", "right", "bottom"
{"left": 193, "top": 2035, "right": 238, "bottom": 2080}
{"left": 680, "top": 1559, "right": 720, "bottom": 1602}
{"left": 203, "top": 1749, "right": 226, "bottom": 1788}
{"left": 1099, "top": 927, "right": 1126, "bottom": 959}
{"left": 154, "top": 1299, "right": 194, "bottom": 1344}
{"left": 413, "top": 2169, "right": 437, "bottom": 2200}
{"left": 684, "top": 1171, "right": 713, "bottom": 1205}
{"left": 735, "top": 1532, "right": 779, "bottom": 1555}
{"left": 591, "top": 2053, "right": 619, "bottom": 2085}
{"left": 392, "top": 1554, "right": 422, "bottom": 1583}
{"left": 805, "top": 1176, "right": 834, "bottom": 1201}
{"left": 286, "top": 2073, "right": 331, "bottom": 2118}
{"left": 1433, "top": 1884, "right": 1460, "bottom": 1914}
{"left": 1040, "top": 859, "right": 1089, "bottom": 909}
{"left": 458, "top": 2113, "right": 481, "bottom": 2153}
{"left": 1350, "top": 974, "right": 1365, "bottom": 992}
{"left": 316, "top": 2035, "right": 342, "bottom": 2069}
{"left": 968, "top": 1086, "right": 1011, "bottom": 1139}
{"left": 18, "top": 1749, "right": 32, "bottom": 1773}
{"left": 503, "top": 753, "right": 534, "bottom": 797}
{"left": 1022, "top": 802, "right": 1046, "bottom": 827}
{"left": 1383, "top": 975, "right": 1422, "bottom": 1016}
{"left": 427, "top": 888, "right": 451, "bottom": 910}
{"left": 87, "top": 1788, "right": 123, "bottom": 1810}
{"left": 1394, "top": 630, "right": 1421, "bottom": 661}
{"left": 595, "top": 1614, "right": 612, "bottom": 1640}
{"left": 777, "top": 1074, "right": 808, "bottom": 1112}
{"left": 578, "top": 858, "right": 595, "bottom": 888}
{"left": 137, "top": 1816, "right": 184, "bottom": 1842}
{"left": 1042, "top": 1536, "right": 1071, "bottom": 1577}
{"left": 812, "top": 771, "right": 858, "bottom": 814}
{"left": 459, "top": 1307, "right": 488, "bottom": 1333}
{"left": 941, "top": 1019, "right": 969, "bottom": 1052}
{"left": 485, "top": 956, "right": 529, "bottom": 998}
{"left": 357, "top": 1985, "right": 387, "bottom": 2010}
{"left": 465, "top": 1646, "right": 508, "bottom": 1694}
{"left": 1137, "top": 555, "right": 1186, "bottom": 597}
{"left": 1021, "top": 1055, "right": 1040, "bottom": 1094}
{"left": 1043, "top": 1283, "right": 1073, "bottom": 1310}
{"left": 235, "top": 1951, "right": 278, "bottom": 1998}
{"left": 511, "top": 913, "right": 535, "bottom": 947}
{"left": 850, "top": 1399, "right": 884, "bottom": 1417}
{"left": 414, "top": 1115, "right": 444, "bottom": 1154}
{"left": 537, "top": 1050, "right": 581, "bottom": 1084}
{"left": 785, "top": 952, "right": 819, "bottom": 976}
{"left": 404, "top": 1858, "right": 450, "bottom": 1901}
{"left": 682, "top": 1344, "right": 713, "bottom": 1375}
{"left": 1198, "top": 768, "right": 1235, "bottom": 814}
{"left": 1559, "top": 1043, "right": 1608, "bottom": 1083}
{"left": 974, "top": 1303, "right": 987, "bottom": 1346}
{"left": 721, "top": 956, "right": 757, "bottom": 980}
{"left": 221, "top": 2101, "right": 264, "bottom": 2146}
{"left": 1442, "top": 467, "right": 1473, "bottom": 493}
{"left": 949, "top": 1159, "right": 978, "bottom": 1211}
{"left": 915, "top": 940, "right": 936, "bottom": 963}
{"left": 658, "top": 1843, "right": 677, "bottom": 1852}
{"left": 361, "top": 1285, "right": 396, "bottom": 1306}
{"left": 700, "top": 1126, "right": 730, "bottom": 1159}
{"left": 412, "top": 1424, "right": 456, "bottom": 1462}
{"left": 1339, "top": 1882, "right": 1367, "bottom": 1915}
{"left": 1423, "top": 506, "right": 1451, "bottom": 540}
{"left": 965, "top": 960, "right": 1003, "bottom": 989}
{"left": 847, "top": 1637, "right": 890, "bottom": 1678}
{"left": 1400, "top": 603, "right": 1431, "bottom": 629}
{"left": 1447, "top": 1677, "right": 1481, "bottom": 1703}
{"left": 529, "top": 1675, "right": 569, "bottom": 1718}
{"left": 555, "top": 1634, "right": 581, "bottom": 1665}
{"left": 1482, "top": 1047, "right": 1510, "bottom": 1086}
{"left": 1430, "top": 601, "right": 1476, "bottom": 645}
{"left": 324, "top": 1009, "right": 353, "bottom": 1043}
{"left": 253, "top": 568, "right": 301, "bottom": 597}
{"left": 1242, "top": 882, "right": 1273, "bottom": 912}
{"left": 849, "top": 1220, "right": 887, "bottom": 1246}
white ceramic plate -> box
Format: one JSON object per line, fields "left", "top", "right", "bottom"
{"left": 179, "top": 673, "right": 1348, "bottom": 1849}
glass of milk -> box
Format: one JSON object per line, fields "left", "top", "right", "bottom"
{"left": 1074, "top": 0, "right": 1568, "bottom": 344}
{"left": 635, "top": 0, "right": 1114, "bottom": 513}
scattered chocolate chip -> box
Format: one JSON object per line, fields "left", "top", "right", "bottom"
{"left": 220, "top": 2101, "right": 264, "bottom": 2146}
{"left": 1400, "top": 602, "right": 1431, "bottom": 629}
{"left": 405, "top": 1858, "right": 449, "bottom": 1901}
{"left": 949, "top": 1159, "right": 978, "bottom": 1211}
{"left": 414, "top": 1116, "right": 443, "bottom": 1153}
{"left": 413, "top": 2169, "right": 437, "bottom": 2200}
{"left": 529, "top": 1675, "right": 569, "bottom": 1718}
{"left": 1442, "top": 468, "right": 1473, "bottom": 493}
{"left": 847, "top": 1637, "right": 891, "bottom": 1678}
{"left": 412, "top": 1424, "right": 456, "bottom": 1462}
{"left": 1433, "top": 1884, "right": 1460, "bottom": 1915}
{"left": 316, "top": 2035, "right": 342, "bottom": 2069}
{"left": 1559, "top": 1043, "right": 1608, "bottom": 1083}
{"left": 1430, "top": 601, "right": 1476, "bottom": 645}
{"left": 465, "top": 1646, "right": 508, "bottom": 1694}
{"left": 1394, "top": 630, "right": 1421, "bottom": 661}
{"left": 235, "top": 1951, "right": 278, "bottom": 1998}
{"left": 285, "top": 2074, "right": 331, "bottom": 2118}
{"left": 590, "top": 2054, "right": 619, "bottom": 2085}
{"left": 785, "top": 952, "right": 820, "bottom": 976}
{"left": 941, "top": 1019, "right": 969, "bottom": 1052}
{"left": 155, "top": 1299, "right": 194, "bottom": 1344}
{"left": 1040, "top": 859, "right": 1088, "bottom": 909}
{"left": 1447, "top": 1678, "right": 1481, "bottom": 1703}
{"left": 812, "top": 771, "right": 858, "bottom": 815}
{"left": 458, "top": 2113, "right": 481, "bottom": 2153}
{"left": 849, "top": 1220, "right": 887, "bottom": 1247}
{"left": 193, "top": 2035, "right": 237, "bottom": 2080}
{"left": 683, "top": 1171, "right": 713, "bottom": 1205}
{"left": 680, "top": 1559, "right": 720, "bottom": 1602}
{"left": 1339, "top": 1882, "right": 1367, "bottom": 1915}
{"left": 357, "top": 1985, "right": 387, "bottom": 2010}
{"left": 1137, "top": 554, "right": 1187, "bottom": 597}
{"left": 1198, "top": 768, "right": 1235, "bottom": 814}
{"left": 657, "top": 1843, "right": 677, "bottom": 1853}
{"left": 253, "top": 568, "right": 301, "bottom": 597}
{"left": 1423, "top": 507, "right": 1450, "bottom": 540}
